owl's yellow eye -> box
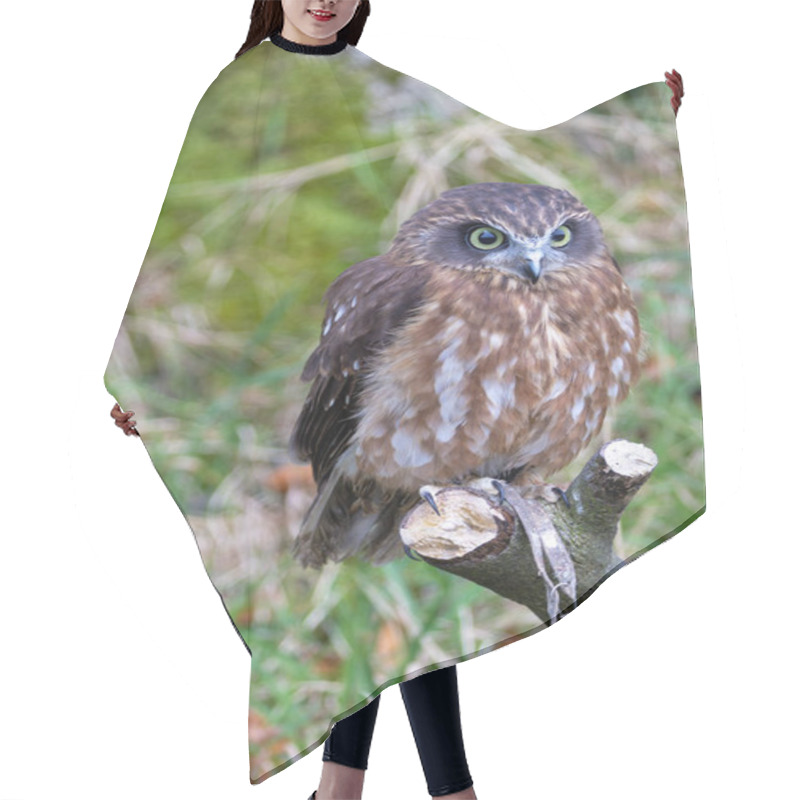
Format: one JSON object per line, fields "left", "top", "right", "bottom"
{"left": 550, "top": 225, "right": 572, "bottom": 248}
{"left": 467, "top": 226, "right": 506, "bottom": 251}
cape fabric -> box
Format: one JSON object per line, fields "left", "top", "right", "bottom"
{"left": 105, "top": 34, "right": 704, "bottom": 784}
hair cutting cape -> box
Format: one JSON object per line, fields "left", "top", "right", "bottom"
{"left": 105, "top": 37, "right": 704, "bottom": 784}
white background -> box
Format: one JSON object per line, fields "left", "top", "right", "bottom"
{"left": 1, "top": 1, "right": 797, "bottom": 798}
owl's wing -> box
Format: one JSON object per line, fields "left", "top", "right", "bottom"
{"left": 289, "top": 255, "right": 430, "bottom": 485}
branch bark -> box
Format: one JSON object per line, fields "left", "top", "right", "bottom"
{"left": 399, "top": 439, "right": 657, "bottom": 622}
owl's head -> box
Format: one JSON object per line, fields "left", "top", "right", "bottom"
{"left": 389, "top": 183, "right": 613, "bottom": 285}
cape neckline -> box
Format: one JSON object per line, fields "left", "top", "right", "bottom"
{"left": 269, "top": 31, "right": 348, "bottom": 56}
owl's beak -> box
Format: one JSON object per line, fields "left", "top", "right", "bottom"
{"left": 521, "top": 250, "right": 544, "bottom": 284}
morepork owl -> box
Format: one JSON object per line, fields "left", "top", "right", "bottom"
{"left": 289, "top": 183, "right": 640, "bottom": 567}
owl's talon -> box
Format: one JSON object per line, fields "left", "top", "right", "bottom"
{"left": 403, "top": 543, "right": 423, "bottom": 561}
{"left": 420, "top": 488, "right": 441, "bottom": 516}
{"left": 490, "top": 479, "right": 507, "bottom": 507}
{"left": 553, "top": 486, "right": 571, "bottom": 509}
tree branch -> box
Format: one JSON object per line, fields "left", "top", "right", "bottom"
{"left": 399, "top": 440, "right": 657, "bottom": 622}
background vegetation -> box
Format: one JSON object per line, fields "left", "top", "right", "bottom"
{"left": 105, "top": 45, "right": 703, "bottom": 779}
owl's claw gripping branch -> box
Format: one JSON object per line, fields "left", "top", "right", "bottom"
{"left": 399, "top": 440, "right": 658, "bottom": 624}
{"left": 499, "top": 483, "right": 577, "bottom": 620}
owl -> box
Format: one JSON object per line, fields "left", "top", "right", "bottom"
{"left": 289, "top": 183, "right": 640, "bottom": 567}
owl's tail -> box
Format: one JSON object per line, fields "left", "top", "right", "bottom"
{"left": 292, "top": 449, "right": 409, "bottom": 568}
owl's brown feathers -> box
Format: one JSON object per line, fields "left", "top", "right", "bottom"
{"left": 290, "top": 183, "right": 640, "bottom": 567}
